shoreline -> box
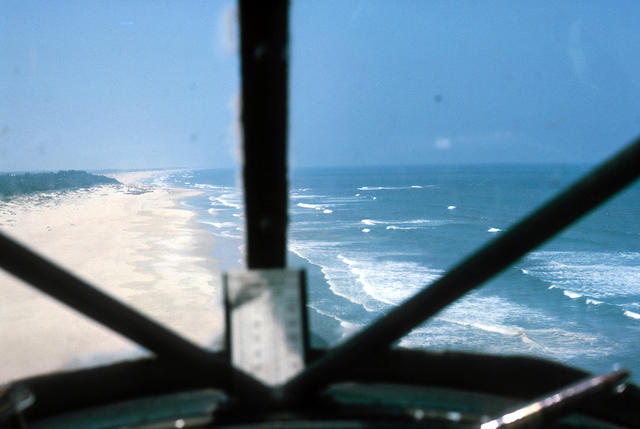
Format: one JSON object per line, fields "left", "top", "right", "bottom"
{"left": 0, "top": 171, "right": 224, "bottom": 383}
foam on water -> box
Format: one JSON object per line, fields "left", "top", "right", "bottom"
{"left": 524, "top": 251, "right": 640, "bottom": 298}
{"left": 308, "top": 304, "right": 363, "bottom": 340}
{"left": 398, "top": 294, "right": 615, "bottom": 360}
{"left": 290, "top": 194, "right": 324, "bottom": 199}
{"left": 200, "top": 221, "right": 236, "bottom": 229}
{"left": 337, "top": 254, "right": 442, "bottom": 307}
{"left": 288, "top": 243, "right": 381, "bottom": 312}
{"left": 358, "top": 186, "right": 398, "bottom": 191}
{"left": 193, "top": 183, "right": 217, "bottom": 189}
{"left": 358, "top": 185, "right": 431, "bottom": 191}
{"left": 215, "top": 194, "right": 242, "bottom": 210}
{"left": 294, "top": 202, "right": 334, "bottom": 214}
{"left": 361, "top": 219, "right": 378, "bottom": 225}
{"left": 297, "top": 202, "right": 324, "bottom": 210}
{"left": 288, "top": 241, "right": 332, "bottom": 264}
{"left": 361, "top": 218, "right": 452, "bottom": 228}
{"left": 437, "top": 317, "right": 543, "bottom": 350}
{"left": 220, "top": 231, "right": 242, "bottom": 239}
{"left": 563, "top": 290, "right": 583, "bottom": 299}
{"left": 405, "top": 219, "right": 446, "bottom": 225}
{"left": 386, "top": 225, "right": 419, "bottom": 230}
{"left": 162, "top": 167, "right": 640, "bottom": 383}
{"left": 289, "top": 243, "right": 443, "bottom": 313}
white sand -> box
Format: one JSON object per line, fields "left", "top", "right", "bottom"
{"left": 0, "top": 171, "right": 224, "bottom": 383}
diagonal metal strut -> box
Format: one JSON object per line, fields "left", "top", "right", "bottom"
{"left": 282, "top": 136, "right": 640, "bottom": 401}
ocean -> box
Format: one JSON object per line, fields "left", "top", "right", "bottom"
{"left": 157, "top": 164, "right": 640, "bottom": 383}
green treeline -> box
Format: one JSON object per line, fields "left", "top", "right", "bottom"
{"left": 0, "top": 170, "right": 120, "bottom": 199}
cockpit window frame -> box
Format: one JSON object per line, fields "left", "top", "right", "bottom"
{"left": 2, "top": 1, "right": 640, "bottom": 426}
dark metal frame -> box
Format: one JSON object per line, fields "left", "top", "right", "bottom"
{"left": 2, "top": 0, "right": 640, "bottom": 426}
{"left": 17, "top": 350, "right": 640, "bottom": 426}
{"left": 241, "top": 0, "right": 289, "bottom": 269}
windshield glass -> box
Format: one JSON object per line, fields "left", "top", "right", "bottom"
{"left": 2, "top": 0, "right": 639, "bottom": 388}
{"left": 288, "top": 1, "right": 640, "bottom": 383}
{"left": 0, "top": 1, "right": 240, "bottom": 383}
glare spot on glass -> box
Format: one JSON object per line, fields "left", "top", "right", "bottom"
{"left": 434, "top": 137, "right": 451, "bottom": 150}
{"left": 412, "top": 409, "right": 424, "bottom": 420}
{"left": 446, "top": 411, "right": 462, "bottom": 422}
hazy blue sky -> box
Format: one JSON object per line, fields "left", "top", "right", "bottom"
{"left": 2, "top": 1, "right": 640, "bottom": 171}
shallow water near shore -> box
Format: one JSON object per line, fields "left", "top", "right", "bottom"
{"left": 163, "top": 165, "right": 640, "bottom": 384}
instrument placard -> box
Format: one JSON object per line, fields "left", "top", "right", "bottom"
{"left": 224, "top": 269, "right": 308, "bottom": 386}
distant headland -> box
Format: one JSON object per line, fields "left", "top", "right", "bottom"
{"left": 0, "top": 170, "right": 120, "bottom": 199}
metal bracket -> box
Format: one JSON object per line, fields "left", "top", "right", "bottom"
{"left": 224, "top": 269, "right": 309, "bottom": 386}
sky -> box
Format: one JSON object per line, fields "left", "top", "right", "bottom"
{"left": 1, "top": 1, "right": 640, "bottom": 171}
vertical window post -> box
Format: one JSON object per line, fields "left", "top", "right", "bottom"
{"left": 239, "top": 0, "right": 289, "bottom": 268}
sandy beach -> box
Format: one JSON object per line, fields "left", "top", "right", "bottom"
{"left": 0, "top": 171, "right": 225, "bottom": 383}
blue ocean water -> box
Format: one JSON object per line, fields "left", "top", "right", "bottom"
{"left": 159, "top": 165, "right": 640, "bottom": 382}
